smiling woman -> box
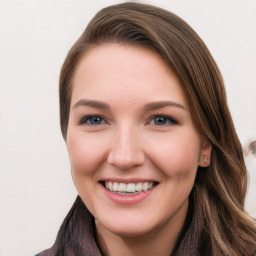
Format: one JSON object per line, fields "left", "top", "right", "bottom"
{"left": 67, "top": 44, "right": 208, "bottom": 247}
{"left": 36, "top": 2, "right": 256, "bottom": 256}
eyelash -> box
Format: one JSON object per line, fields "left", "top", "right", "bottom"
{"left": 79, "top": 115, "right": 179, "bottom": 126}
{"left": 80, "top": 115, "right": 107, "bottom": 126}
{"left": 146, "top": 115, "right": 179, "bottom": 126}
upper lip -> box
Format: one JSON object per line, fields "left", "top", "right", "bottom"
{"left": 99, "top": 178, "right": 158, "bottom": 183}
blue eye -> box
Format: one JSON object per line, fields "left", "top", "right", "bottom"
{"left": 80, "top": 116, "right": 105, "bottom": 125}
{"left": 150, "top": 115, "right": 179, "bottom": 126}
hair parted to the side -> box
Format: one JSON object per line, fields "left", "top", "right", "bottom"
{"left": 59, "top": 2, "right": 256, "bottom": 255}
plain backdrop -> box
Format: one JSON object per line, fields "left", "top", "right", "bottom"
{"left": 0, "top": 0, "right": 255, "bottom": 255}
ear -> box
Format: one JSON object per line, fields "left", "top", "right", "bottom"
{"left": 198, "top": 140, "right": 212, "bottom": 167}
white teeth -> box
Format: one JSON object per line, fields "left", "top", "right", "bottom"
{"left": 104, "top": 181, "right": 156, "bottom": 193}
{"left": 135, "top": 182, "right": 142, "bottom": 192}
{"left": 148, "top": 181, "right": 153, "bottom": 189}
{"left": 113, "top": 182, "right": 119, "bottom": 192}
{"left": 127, "top": 183, "right": 135, "bottom": 193}
{"left": 108, "top": 181, "right": 113, "bottom": 192}
{"left": 118, "top": 183, "right": 126, "bottom": 192}
{"left": 142, "top": 182, "right": 148, "bottom": 192}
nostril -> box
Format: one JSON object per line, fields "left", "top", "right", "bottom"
{"left": 107, "top": 151, "right": 145, "bottom": 170}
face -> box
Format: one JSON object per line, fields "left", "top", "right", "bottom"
{"left": 67, "top": 44, "right": 211, "bottom": 238}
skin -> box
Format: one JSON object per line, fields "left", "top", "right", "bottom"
{"left": 66, "top": 43, "right": 211, "bottom": 256}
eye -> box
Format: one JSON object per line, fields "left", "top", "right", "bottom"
{"left": 80, "top": 115, "right": 106, "bottom": 125}
{"left": 148, "top": 115, "right": 179, "bottom": 126}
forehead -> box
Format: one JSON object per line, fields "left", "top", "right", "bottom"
{"left": 71, "top": 43, "right": 187, "bottom": 109}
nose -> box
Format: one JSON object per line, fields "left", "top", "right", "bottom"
{"left": 107, "top": 127, "right": 145, "bottom": 170}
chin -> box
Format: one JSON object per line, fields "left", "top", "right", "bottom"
{"left": 101, "top": 222, "right": 158, "bottom": 238}
{"left": 95, "top": 211, "right": 173, "bottom": 239}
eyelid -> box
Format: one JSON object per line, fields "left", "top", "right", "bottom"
{"left": 79, "top": 115, "right": 109, "bottom": 125}
{"left": 146, "top": 115, "right": 180, "bottom": 126}
{"left": 78, "top": 114, "right": 179, "bottom": 127}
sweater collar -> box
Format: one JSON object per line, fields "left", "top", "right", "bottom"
{"left": 39, "top": 195, "right": 204, "bottom": 256}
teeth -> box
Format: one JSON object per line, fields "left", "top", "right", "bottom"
{"left": 127, "top": 183, "right": 135, "bottom": 193}
{"left": 108, "top": 181, "right": 113, "bottom": 192}
{"left": 104, "top": 181, "right": 156, "bottom": 193}
{"left": 118, "top": 183, "right": 126, "bottom": 192}
{"left": 135, "top": 182, "right": 142, "bottom": 192}
{"left": 142, "top": 182, "right": 148, "bottom": 191}
{"left": 113, "top": 182, "right": 119, "bottom": 192}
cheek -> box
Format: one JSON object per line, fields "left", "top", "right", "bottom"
{"left": 66, "top": 131, "right": 108, "bottom": 210}
{"left": 67, "top": 131, "right": 107, "bottom": 175}
{"left": 145, "top": 131, "right": 201, "bottom": 176}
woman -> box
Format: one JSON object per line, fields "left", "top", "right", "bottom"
{"left": 37, "top": 2, "right": 256, "bottom": 256}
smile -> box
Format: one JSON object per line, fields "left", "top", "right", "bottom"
{"left": 102, "top": 181, "right": 158, "bottom": 194}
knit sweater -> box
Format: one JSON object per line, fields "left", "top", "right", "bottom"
{"left": 35, "top": 196, "right": 255, "bottom": 256}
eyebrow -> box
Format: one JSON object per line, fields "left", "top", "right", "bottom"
{"left": 71, "top": 99, "right": 186, "bottom": 112}
{"left": 72, "top": 99, "right": 110, "bottom": 110}
{"left": 143, "top": 101, "right": 187, "bottom": 112}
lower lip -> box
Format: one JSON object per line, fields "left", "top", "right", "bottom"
{"left": 100, "top": 184, "right": 157, "bottom": 205}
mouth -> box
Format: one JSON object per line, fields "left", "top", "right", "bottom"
{"left": 100, "top": 180, "right": 159, "bottom": 195}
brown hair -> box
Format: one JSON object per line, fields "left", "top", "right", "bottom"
{"left": 59, "top": 2, "right": 256, "bottom": 255}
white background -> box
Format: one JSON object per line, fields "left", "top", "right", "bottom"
{"left": 0, "top": 0, "right": 255, "bottom": 255}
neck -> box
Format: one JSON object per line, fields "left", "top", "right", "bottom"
{"left": 95, "top": 200, "right": 189, "bottom": 256}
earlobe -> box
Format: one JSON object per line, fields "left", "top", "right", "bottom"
{"left": 199, "top": 154, "right": 210, "bottom": 167}
{"left": 199, "top": 141, "right": 212, "bottom": 167}
{"left": 202, "top": 155, "right": 208, "bottom": 163}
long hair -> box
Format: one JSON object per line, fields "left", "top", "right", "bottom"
{"left": 58, "top": 2, "right": 256, "bottom": 255}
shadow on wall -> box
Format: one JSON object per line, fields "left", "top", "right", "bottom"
{"left": 244, "top": 140, "right": 256, "bottom": 218}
